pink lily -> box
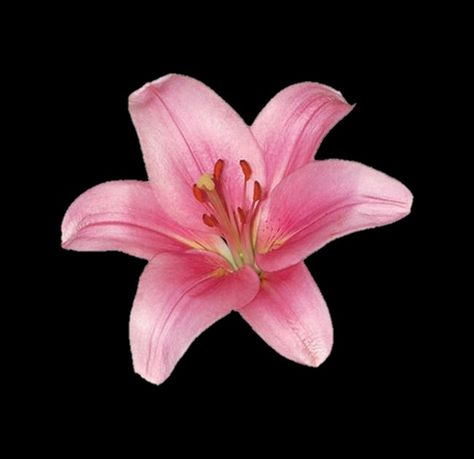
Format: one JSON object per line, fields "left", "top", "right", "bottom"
{"left": 62, "top": 74, "right": 412, "bottom": 385}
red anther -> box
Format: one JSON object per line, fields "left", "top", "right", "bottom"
{"left": 237, "top": 207, "right": 246, "bottom": 224}
{"left": 239, "top": 160, "right": 252, "bottom": 181}
{"left": 193, "top": 184, "right": 206, "bottom": 202}
{"left": 253, "top": 181, "right": 262, "bottom": 202}
{"left": 202, "top": 214, "right": 217, "bottom": 227}
{"left": 214, "top": 159, "right": 224, "bottom": 181}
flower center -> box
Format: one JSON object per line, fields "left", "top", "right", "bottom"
{"left": 192, "top": 159, "right": 263, "bottom": 271}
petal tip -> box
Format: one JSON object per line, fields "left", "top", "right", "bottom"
{"left": 393, "top": 182, "right": 414, "bottom": 218}
{"left": 128, "top": 74, "right": 174, "bottom": 107}
{"left": 130, "top": 336, "right": 170, "bottom": 386}
{"left": 128, "top": 74, "right": 190, "bottom": 107}
{"left": 306, "top": 343, "right": 333, "bottom": 368}
{"left": 133, "top": 365, "right": 168, "bottom": 386}
{"left": 61, "top": 232, "right": 79, "bottom": 251}
{"left": 405, "top": 187, "right": 414, "bottom": 213}
{"left": 60, "top": 209, "right": 75, "bottom": 248}
{"left": 60, "top": 237, "right": 71, "bottom": 249}
{"left": 298, "top": 330, "right": 333, "bottom": 368}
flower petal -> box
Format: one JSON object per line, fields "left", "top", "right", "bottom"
{"left": 128, "top": 74, "right": 266, "bottom": 229}
{"left": 252, "top": 82, "right": 353, "bottom": 190}
{"left": 240, "top": 262, "right": 332, "bottom": 366}
{"left": 257, "top": 160, "right": 413, "bottom": 272}
{"left": 130, "top": 251, "right": 260, "bottom": 385}
{"left": 61, "top": 181, "right": 219, "bottom": 260}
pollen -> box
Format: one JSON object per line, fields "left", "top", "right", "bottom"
{"left": 197, "top": 172, "right": 215, "bottom": 191}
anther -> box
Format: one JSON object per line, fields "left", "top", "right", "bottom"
{"left": 253, "top": 181, "right": 262, "bottom": 202}
{"left": 239, "top": 160, "right": 252, "bottom": 181}
{"left": 214, "top": 159, "right": 224, "bottom": 181}
{"left": 202, "top": 214, "right": 218, "bottom": 227}
{"left": 237, "top": 207, "right": 246, "bottom": 224}
{"left": 193, "top": 184, "right": 206, "bottom": 202}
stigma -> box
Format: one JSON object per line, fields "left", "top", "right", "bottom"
{"left": 196, "top": 173, "right": 215, "bottom": 191}
{"left": 192, "top": 159, "right": 264, "bottom": 270}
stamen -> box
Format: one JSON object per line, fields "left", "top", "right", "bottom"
{"left": 253, "top": 181, "right": 262, "bottom": 202}
{"left": 193, "top": 184, "right": 206, "bottom": 202}
{"left": 239, "top": 160, "right": 252, "bottom": 181}
{"left": 197, "top": 173, "right": 215, "bottom": 191}
{"left": 192, "top": 160, "right": 264, "bottom": 270}
{"left": 214, "top": 159, "right": 224, "bottom": 181}
{"left": 202, "top": 214, "right": 218, "bottom": 227}
{"left": 237, "top": 207, "right": 246, "bottom": 224}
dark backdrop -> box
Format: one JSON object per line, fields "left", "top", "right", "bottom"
{"left": 25, "top": 14, "right": 442, "bottom": 446}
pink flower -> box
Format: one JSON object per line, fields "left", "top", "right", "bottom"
{"left": 62, "top": 74, "right": 412, "bottom": 385}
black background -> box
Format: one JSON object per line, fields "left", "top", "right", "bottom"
{"left": 21, "top": 11, "right": 450, "bottom": 445}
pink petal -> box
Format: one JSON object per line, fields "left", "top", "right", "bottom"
{"left": 252, "top": 82, "right": 353, "bottom": 190}
{"left": 257, "top": 160, "right": 413, "bottom": 272}
{"left": 128, "top": 74, "right": 266, "bottom": 230}
{"left": 130, "top": 251, "right": 260, "bottom": 385}
{"left": 240, "top": 262, "right": 332, "bottom": 366}
{"left": 61, "top": 180, "right": 220, "bottom": 260}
